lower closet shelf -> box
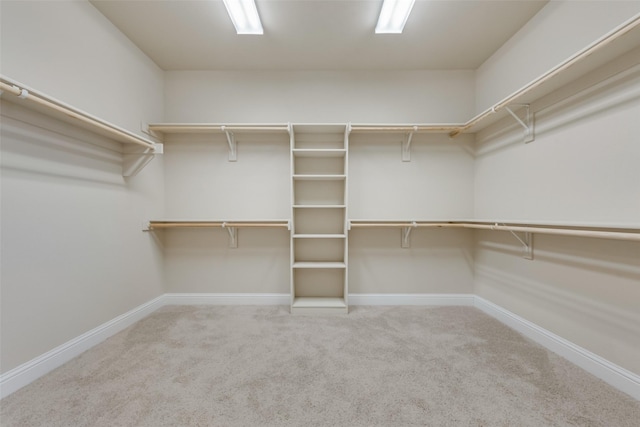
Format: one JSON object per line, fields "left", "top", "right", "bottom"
{"left": 291, "top": 297, "right": 347, "bottom": 310}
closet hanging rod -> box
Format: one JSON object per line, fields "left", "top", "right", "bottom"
{"left": 223, "top": 222, "right": 289, "bottom": 228}
{"left": 458, "top": 223, "right": 640, "bottom": 242}
{"left": 149, "top": 222, "right": 224, "bottom": 228}
{"left": 449, "top": 13, "right": 640, "bottom": 137}
{"left": 349, "top": 221, "right": 640, "bottom": 242}
{"left": 0, "top": 79, "right": 156, "bottom": 150}
{"left": 147, "top": 124, "right": 290, "bottom": 133}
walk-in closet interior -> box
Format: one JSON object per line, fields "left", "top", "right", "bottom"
{"left": 1, "top": 0, "right": 639, "bottom": 408}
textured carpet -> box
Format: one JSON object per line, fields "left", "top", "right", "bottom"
{"left": 1, "top": 305, "right": 639, "bottom": 426}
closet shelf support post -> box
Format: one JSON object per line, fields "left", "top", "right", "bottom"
{"left": 504, "top": 104, "right": 534, "bottom": 143}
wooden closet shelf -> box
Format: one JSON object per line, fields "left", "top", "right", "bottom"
{"left": 292, "top": 297, "right": 347, "bottom": 309}
{"left": 293, "top": 262, "right": 347, "bottom": 269}
{"left": 0, "top": 77, "right": 158, "bottom": 150}
{"left": 147, "top": 124, "right": 290, "bottom": 134}
{"left": 349, "top": 221, "right": 640, "bottom": 242}
{"left": 147, "top": 220, "right": 290, "bottom": 230}
{"left": 292, "top": 174, "right": 347, "bottom": 180}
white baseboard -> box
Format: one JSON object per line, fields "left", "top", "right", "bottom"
{"left": 349, "top": 293, "right": 475, "bottom": 306}
{"left": 0, "top": 295, "right": 165, "bottom": 399}
{"left": 163, "top": 293, "right": 290, "bottom": 305}
{"left": 474, "top": 296, "right": 640, "bottom": 400}
{"left": 3, "top": 293, "right": 637, "bottom": 402}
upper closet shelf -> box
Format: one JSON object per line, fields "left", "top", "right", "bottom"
{"left": 350, "top": 124, "right": 463, "bottom": 133}
{"left": 292, "top": 149, "right": 346, "bottom": 157}
{"left": 147, "top": 123, "right": 290, "bottom": 161}
{"left": 450, "top": 13, "right": 640, "bottom": 140}
{"left": 145, "top": 220, "right": 290, "bottom": 248}
{"left": 146, "top": 220, "right": 290, "bottom": 229}
{"left": 0, "top": 76, "right": 162, "bottom": 177}
{"left": 147, "top": 123, "right": 290, "bottom": 134}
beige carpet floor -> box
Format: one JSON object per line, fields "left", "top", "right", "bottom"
{"left": 1, "top": 305, "right": 639, "bottom": 426}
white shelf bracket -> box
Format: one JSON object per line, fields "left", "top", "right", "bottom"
{"left": 502, "top": 226, "right": 533, "bottom": 260}
{"left": 504, "top": 104, "right": 534, "bottom": 143}
{"left": 401, "top": 221, "right": 417, "bottom": 248}
{"left": 221, "top": 126, "right": 237, "bottom": 161}
{"left": 402, "top": 126, "right": 417, "bottom": 162}
{"left": 122, "top": 143, "right": 163, "bottom": 177}
{"left": 222, "top": 222, "right": 238, "bottom": 248}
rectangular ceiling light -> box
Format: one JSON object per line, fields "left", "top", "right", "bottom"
{"left": 222, "top": 0, "right": 263, "bottom": 35}
{"left": 375, "top": 0, "right": 416, "bottom": 34}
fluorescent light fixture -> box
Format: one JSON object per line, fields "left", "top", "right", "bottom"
{"left": 375, "top": 0, "right": 416, "bottom": 34}
{"left": 222, "top": 0, "right": 263, "bottom": 35}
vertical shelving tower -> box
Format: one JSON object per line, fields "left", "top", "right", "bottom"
{"left": 290, "top": 124, "right": 349, "bottom": 314}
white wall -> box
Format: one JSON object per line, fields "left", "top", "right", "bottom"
{"left": 0, "top": 1, "right": 165, "bottom": 373}
{"left": 474, "top": 50, "right": 640, "bottom": 224}
{"left": 162, "top": 71, "right": 476, "bottom": 294}
{"left": 161, "top": 132, "right": 290, "bottom": 293}
{"left": 348, "top": 133, "right": 475, "bottom": 293}
{"left": 0, "top": 0, "right": 163, "bottom": 134}
{"left": 473, "top": 22, "right": 640, "bottom": 374}
{"left": 475, "top": 0, "right": 640, "bottom": 113}
{"left": 349, "top": 133, "right": 474, "bottom": 220}
{"left": 349, "top": 228, "right": 474, "bottom": 294}
{"left": 164, "top": 70, "right": 475, "bottom": 123}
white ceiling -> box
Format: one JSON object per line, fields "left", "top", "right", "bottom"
{"left": 90, "top": 0, "right": 548, "bottom": 71}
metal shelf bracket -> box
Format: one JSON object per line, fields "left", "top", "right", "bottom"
{"left": 504, "top": 104, "right": 534, "bottom": 143}
{"left": 221, "top": 126, "right": 237, "bottom": 161}
{"left": 122, "top": 143, "right": 163, "bottom": 177}
{"left": 401, "top": 221, "right": 417, "bottom": 248}
{"left": 496, "top": 223, "right": 533, "bottom": 259}
{"left": 222, "top": 222, "right": 238, "bottom": 248}
{"left": 402, "top": 126, "right": 417, "bottom": 162}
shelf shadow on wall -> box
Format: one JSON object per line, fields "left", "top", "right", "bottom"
{"left": 475, "top": 59, "right": 640, "bottom": 158}
{"left": 476, "top": 232, "right": 640, "bottom": 282}
{"left": 1, "top": 116, "right": 129, "bottom": 187}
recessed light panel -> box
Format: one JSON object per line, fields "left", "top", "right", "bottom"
{"left": 375, "top": 0, "right": 416, "bottom": 34}
{"left": 223, "top": 0, "right": 263, "bottom": 35}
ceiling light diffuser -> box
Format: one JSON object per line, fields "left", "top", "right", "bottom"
{"left": 222, "top": 0, "right": 263, "bottom": 35}
{"left": 375, "top": 0, "right": 416, "bottom": 34}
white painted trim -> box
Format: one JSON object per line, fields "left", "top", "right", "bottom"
{"left": 3, "top": 292, "right": 637, "bottom": 402}
{"left": 474, "top": 296, "right": 640, "bottom": 400}
{"left": 0, "top": 295, "right": 165, "bottom": 399}
{"left": 163, "top": 293, "right": 290, "bottom": 306}
{"left": 349, "top": 293, "right": 475, "bottom": 306}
